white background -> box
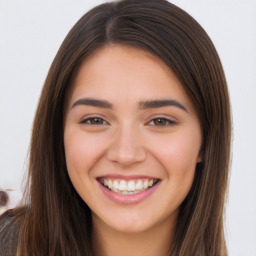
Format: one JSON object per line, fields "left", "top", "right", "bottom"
{"left": 0, "top": 0, "right": 255, "bottom": 255}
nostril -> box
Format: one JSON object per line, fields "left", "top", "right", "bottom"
{"left": 105, "top": 126, "right": 147, "bottom": 165}
{"left": 106, "top": 141, "right": 147, "bottom": 165}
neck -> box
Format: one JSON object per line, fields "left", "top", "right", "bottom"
{"left": 92, "top": 213, "right": 177, "bottom": 256}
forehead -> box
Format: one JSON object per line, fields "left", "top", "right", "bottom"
{"left": 67, "top": 44, "right": 193, "bottom": 111}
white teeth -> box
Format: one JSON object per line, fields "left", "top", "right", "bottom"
{"left": 108, "top": 179, "right": 112, "bottom": 189}
{"left": 101, "top": 178, "right": 158, "bottom": 194}
{"left": 119, "top": 180, "right": 127, "bottom": 191}
{"left": 143, "top": 180, "right": 149, "bottom": 189}
{"left": 104, "top": 179, "right": 108, "bottom": 186}
{"left": 135, "top": 180, "right": 143, "bottom": 190}
{"left": 127, "top": 181, "right": 136, "bottom": 191}
{"left": 113, "top": 180, "right": 119, "bottom": 190}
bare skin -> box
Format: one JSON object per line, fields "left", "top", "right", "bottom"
{"left": 64, "top": 45, "right": 202, "bottom": 255}
{"left": 92, "top": 210, "right": 177, "bottom": 256}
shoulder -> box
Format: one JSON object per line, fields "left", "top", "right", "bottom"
{"left": 0, "top": 209, "right": 22, "bottom": 256}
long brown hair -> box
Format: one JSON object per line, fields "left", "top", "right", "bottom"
{"left": 2, "top": 0, "right": 231, "bottom": 255}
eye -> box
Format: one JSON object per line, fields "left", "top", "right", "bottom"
{"left": 147, "top": 117, "right": 176, "bottom": 126}
{"left": 80, "top": 117, "right": 109, "bottom": 125}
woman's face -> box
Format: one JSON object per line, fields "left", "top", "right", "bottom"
{"left": 64, "top": 45, "right": 202, "bottom": 234}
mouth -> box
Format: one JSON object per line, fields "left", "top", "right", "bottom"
{"left": 98, "top": 177, "right": 160, "bottom": 195}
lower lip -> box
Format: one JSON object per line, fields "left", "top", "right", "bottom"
{"left": 98, "top": 181, "right": 161, "bottom": 204}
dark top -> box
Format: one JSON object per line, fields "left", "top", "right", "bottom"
{"left": 0, "top": 211, "right": 19, "bottom": 256}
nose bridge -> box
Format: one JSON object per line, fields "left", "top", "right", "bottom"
{"left": 106, "top": 121, "right": 146, "bottom": 165}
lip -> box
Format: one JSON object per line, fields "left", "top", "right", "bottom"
{"left": 97, "top": 174, "right": 159, "bottom": 180}
{"left": 97, "top": 177, "right": 161, "bottom": 204}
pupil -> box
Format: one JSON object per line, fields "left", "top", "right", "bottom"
{"left": 92, "top": 118, "right": 102, "bottom": 124}
{"left": 155, "top": 118, "right": 166, "bottom": 125}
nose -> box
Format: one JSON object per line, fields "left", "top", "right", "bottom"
{"left": 106, "top": 124, "right": 146, "bottom": 166}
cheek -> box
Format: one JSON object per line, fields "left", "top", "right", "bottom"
{"left": 148, "top": 128, "right": 201, "bottom": 198}
{"left": 152, "top": 131, "right": 201, "bottom": 171}
{"left": 64, "top": 128, "right": 106, "bottom": 176}
{"left": 155, "top": 132, "right": 201, "bottom": 206}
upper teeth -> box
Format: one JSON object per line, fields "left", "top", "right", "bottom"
{"left": 101, "top": 178, "right": 157, "bottom": 194}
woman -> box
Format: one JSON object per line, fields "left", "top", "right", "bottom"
{"left": 0, "top": 0, "right": 231, "bottom": 255}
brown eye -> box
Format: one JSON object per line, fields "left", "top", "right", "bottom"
{"left": 153, "top": 118, "right": 167, "bottom": 125}
{"left": 148, "top": 118, "right": 176, "bottom": 126}
{"left": 80, "top": 117, "right": 108, "bottom": 125}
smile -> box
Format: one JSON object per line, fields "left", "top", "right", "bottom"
{"left": 98, "top": 178, "right": 160, "bottom": 195}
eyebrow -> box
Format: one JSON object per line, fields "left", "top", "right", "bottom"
{"left": 139, "top": 99, "right": 188, "bottom": 112}
{"left": 71, "top": 98, "right": 187, "bottom": 112}
{"left": 71, "top": 98, "right": 113, "bottom": 109}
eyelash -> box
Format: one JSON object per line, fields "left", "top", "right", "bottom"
{"left": 80, "top": 117, "right": 109, "bottom": 125}
{"left": 80, "top": 117, "right": 176, "bottom": 127}
{"left": 146, "top": 117, "right": 176, "bottom": 126}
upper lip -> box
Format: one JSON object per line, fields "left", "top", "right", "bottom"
{"left": 96, "top": 174, "right": 160, "bottom": 180}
